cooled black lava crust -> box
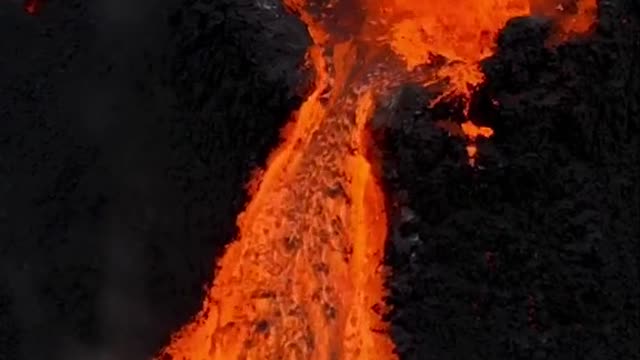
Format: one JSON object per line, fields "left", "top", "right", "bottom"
{"left": 1, "top": 0, "right": 308, "bottom": 359}
{"left": 379, "top": 3, "right": 640, "bottom": 359}
{"left": 1, "top": 1, "right": 638, "bottom": 360}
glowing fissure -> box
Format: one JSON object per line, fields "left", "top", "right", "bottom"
{"left": 157, "top": 1, "right": 596, "bottom": 359}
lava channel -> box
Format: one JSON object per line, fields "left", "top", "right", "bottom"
{"left": 155, "top": 0, "right": 597, "bottom": 359}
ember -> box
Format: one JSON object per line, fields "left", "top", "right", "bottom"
{"left": 23, "top": 0, "right": 40, "bottom": 15}
{"left": 156, "top": 0, "right": 597, "bottom": 359}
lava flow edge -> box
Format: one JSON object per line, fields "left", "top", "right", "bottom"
{"left": 154, "top": 0, "right": 598, "bottom": 359}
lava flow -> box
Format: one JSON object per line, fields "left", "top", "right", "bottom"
{"left": 156, "top": 1, "right": 596, "bottom": 359}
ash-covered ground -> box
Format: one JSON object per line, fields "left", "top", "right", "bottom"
{"left": 0, "top": 1, "right": 638, "bottom": 360}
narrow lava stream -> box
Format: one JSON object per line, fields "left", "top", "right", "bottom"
{"left": 156, "top": 1, "right": 596, "bottom": 359}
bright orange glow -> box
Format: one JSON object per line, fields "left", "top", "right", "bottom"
{"left": 368, "top": 0, "right": 597, "bottom": 162}
{"left": 462, "top": 121, "right": 495, "bottom": 140}
{"left": 156, "top": 1, "right": 596, "bottom": 359}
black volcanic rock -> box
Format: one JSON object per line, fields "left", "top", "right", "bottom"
{"left": 0, "top": 0, "right": 309, "bottom": 359}
{"left": 169, "top": 0, "right": 312, "bottom": 110}
{"left": 381, "top": 3, "right": 640, "bottom": 360}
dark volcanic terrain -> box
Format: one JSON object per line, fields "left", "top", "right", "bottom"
{"left": 379, "top": 3, "right": 640, "bottom": 359}
{"left": 1, "top": 1, "right": 638, "bottom": 360}
{"left": 1, "top": 0, "right": 307, "bottom": 359}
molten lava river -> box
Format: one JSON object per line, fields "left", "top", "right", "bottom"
{"left": 156, "top": 0, "right": 596, "bottom": 359}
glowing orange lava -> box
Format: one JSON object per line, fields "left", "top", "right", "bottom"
{"left": 155, "top": 1, "right": 596, "bottom": 359}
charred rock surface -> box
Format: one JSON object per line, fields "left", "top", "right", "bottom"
{"left": 381, "top": 3, "right": 640, "bottom": 360}
{"left": 0, "top": 0, "right": 308, "bottom": 359}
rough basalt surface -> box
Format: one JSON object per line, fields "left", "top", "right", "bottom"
{"left": 380, "top": 3, "right": 640, "bottom": 359}
{"left": 1, "top": 0, "right": 308, "bottom": 359}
